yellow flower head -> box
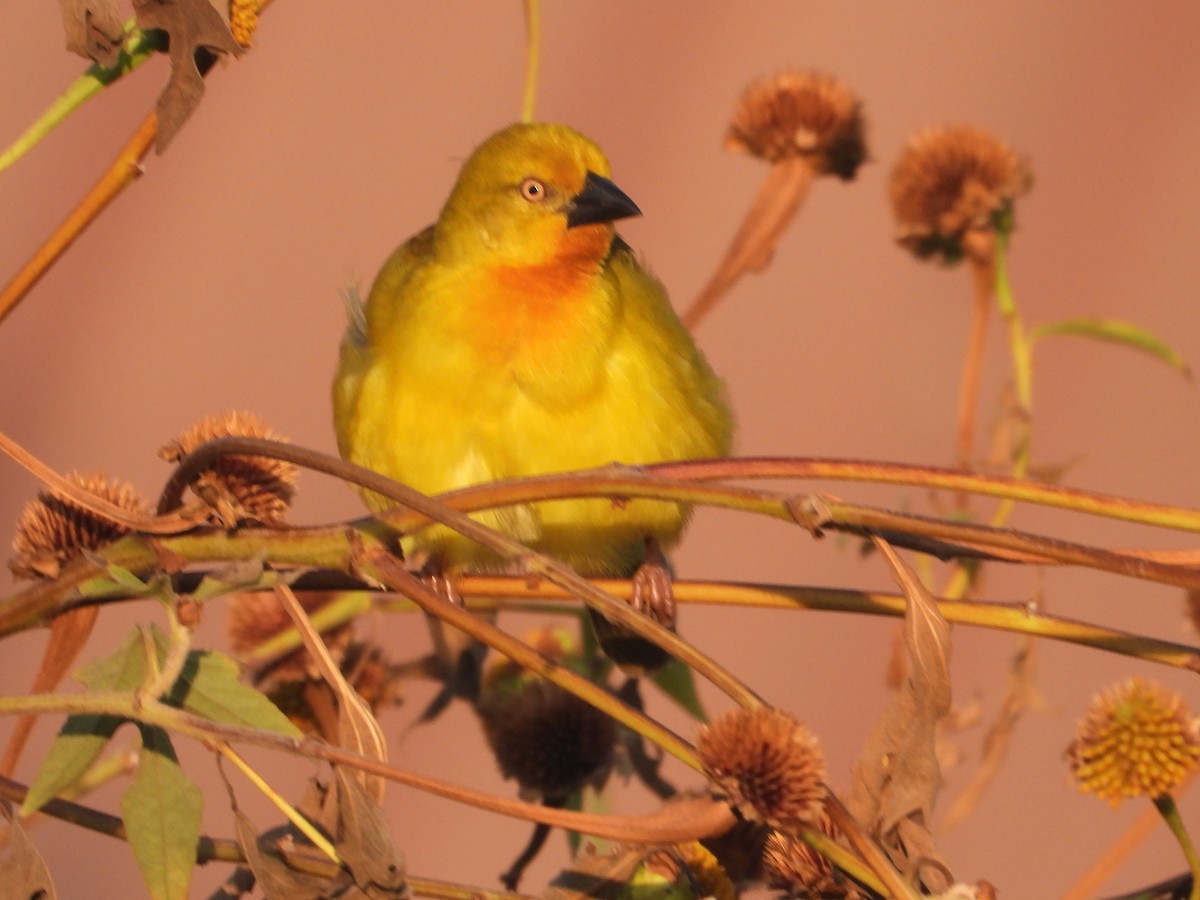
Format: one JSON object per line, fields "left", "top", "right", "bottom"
{"left": 1067, "top": 677, "right": 1200, "bottom": 806}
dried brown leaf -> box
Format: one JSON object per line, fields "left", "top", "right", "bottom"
{"left": 0, "top": 605, "right": 99, "bottom": 777}
{"left": 330, "top": 766, "right": 407, "bottom": 897}
{"left": 0, "top": 800, "right": 58, "bottom": 899}
{"left": 849, "top": 538, "right": 952, "bottom": 891}
{"left": 275, "top": 585, "right": 388, "bottom": 802}
{"left": 132, "top": 0, "right": 243, "bottom": 152}
{"left": 57, "top": 0, "right": 124, "bottom": 66}
{"left": 233, "top": 809, "right": 327, "bottom": 900}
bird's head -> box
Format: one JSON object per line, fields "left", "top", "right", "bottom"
{"left": 437, "top": 122, "right": 641, "bottom": 269}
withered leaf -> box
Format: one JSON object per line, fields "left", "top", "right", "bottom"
{"left": 132, "top": 0, "right": 244, "bottom": 152}
{"left": 275, "top": 585, "right": 388, "bottom": 802}
{"left": 0, "top": 800, "right": 58, "bottom": 899}
{"left": 233, "top": 809, "right": 329, "bottom": 900}
{"left": 849, "top": 538, "right": 952, "bottom": 891}
{"left": 58, "top": 0, "right": 125, "bottom": 67}
{"left": 330, "top": 766, "right": 407, "bottom": 897}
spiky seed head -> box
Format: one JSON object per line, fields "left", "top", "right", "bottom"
{"left": 726, "top": 70, "right": 867, "bottom": 179}
{"left": 889, "top": 125, "right": 1032, "bottom": 263}
{"left": 1067, "top": 677, "right": 1200, "bottom": 806}
{"left": 160, "top": 410, "right": 297, "bottom": 526}
{"left": 697, "top": 706, "right": 827, "bottom": 830}
{"left": 10, "top": 471, "right": 146, "bottom": 580}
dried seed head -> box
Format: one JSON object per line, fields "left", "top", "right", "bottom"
{"left": 889, "top": 125, "right": 1032, "bottom": 263}
{"left": 478, "top": 676, "right": 616, "bottom": 801}
{"left": 726, "top": 71, "right": 867, "bottom": 178}
{"left": 10, "top": 472, "right": 147, "bottom": 580}
{"left": 763, "top": 818, "right": 865, "bottom": 899}
{"left": 227, "top": 590, "right": 353, "bottom": 686}
{"left": 160, "top": 411, "right": 297, "bottom": 526}
{"left": 228, "top": 0, "right": 258, "bottom": 48}
{"left": 697, "top": 707, "right": 827, "bottom": 830}
{"left": 264, "top": 640, "right": 399, "bottom": 736}
{"left": 1067, "top": 677, "right": 1200, "bottom": 806}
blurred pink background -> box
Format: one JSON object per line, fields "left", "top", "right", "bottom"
{"left": 3, "top": 4, "right": 1200, "bottom": 897}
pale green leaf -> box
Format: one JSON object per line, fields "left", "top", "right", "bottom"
{"left": 169, "top": 650, "right": 301, "bottom": 738}
{"left": 76, "top": 624, "right": 168, "bottom": 691}
{"left": 1031, "top": 317, "right": 1191, "bottom": 377}
{"left": 21, "top": 714, "right": 124, "bottom": 815}
{"left": 78, "top": 549, "right": 175, "bottom": 601}
{"left": 120, "top": 727, "right": 202, "bottom": 900}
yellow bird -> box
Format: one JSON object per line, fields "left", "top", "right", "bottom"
{"left": 333, "top": 122, "right": 732, "bottom": 670}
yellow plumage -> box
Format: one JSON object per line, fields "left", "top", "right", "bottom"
{"left": 333, "top": 122, "right": 732, "bottom": 581}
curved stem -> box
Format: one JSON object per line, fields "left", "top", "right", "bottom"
{"left": 956, "top": 248, "right": 996, "bottom": 472}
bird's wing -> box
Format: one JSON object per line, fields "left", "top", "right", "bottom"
{"left": 332, "top": 225, "right": 436, "bottom": 460}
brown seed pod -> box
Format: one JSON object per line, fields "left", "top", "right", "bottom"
{"left": 889, "top": 125, "right": 1032, "bottom": 263}
{"left": 10, "top": 471, "right": 147, "bottom": 580}
{"left": 726, "top": 70, "right": 867, "bottom": 178}
{"left": 160, "top": 410, "right": 297, "bottom": 526}
{"left": 697, "top": 706, "right": 827, "bottom": 830}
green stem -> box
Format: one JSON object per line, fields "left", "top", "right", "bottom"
{"left": 992, "top": 218, "right": 1034, "bottom": 524}
{"left": 1153, "top": 794, "right": 1200, "bottom": 900}
{"left": 0, "top": 24, "right": 163, "bottom": 174}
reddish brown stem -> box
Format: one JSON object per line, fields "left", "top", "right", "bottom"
{"left": 0, "top": 111, "right": 157, "bottom": 326}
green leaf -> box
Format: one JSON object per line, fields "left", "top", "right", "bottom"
{"left": 168, "top": 650, "right": 302, "bottom": 738}
{"left": 649, "top": 659, "right": 706, "bottom": 722}
{"left": 77, "top": 548, "right": 176, "bottom": 603}
{"left": 21, "top": 714, "right": 125, "bottom": 815}
{"left": 121, "top": 727, "right": 202, "bottom": 900}
{"left": 76, "top": 625, "right": 168, "bottom": 692}
{"left": 1031, "top": 317, "right": 1192, "bottom": 377}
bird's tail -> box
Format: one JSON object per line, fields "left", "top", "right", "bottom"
{"left": 340, "top": 280, "right": 368, "bottom": 349}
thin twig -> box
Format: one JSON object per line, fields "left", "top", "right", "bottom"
{"left": 0, "top": 111, "right": 157, "bottom": 326}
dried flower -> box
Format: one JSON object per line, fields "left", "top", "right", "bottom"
{"left": 229, "top": 0, "right": 258, "bottom": 48}
{"left": 763, "top": 819, "right": 866, "bottom": 899}
{"left": 10, "top": 472, "right": 147, "bottom": 580}
{"left": 684, "top": 71, "right": 866, "bottom": 331}
{"left": 726, "top": 71, "right": 867, "bottom": 178}
{"left": 889, "top": 125, "right": 1032, "bottom": 263}
{"left": 227, "top": 590, "right": 353, "bottom": 685}
{"left": 697, "top": 707, "right": 827, "bottom": 830}
{"left": 477, "top": 676, "right": 616, "bottom": 801}
{"left": 265, "top": 640, "right": 399, "bottom": 736}
{"left": 1067, "top": 677, "right": 1200, "bottom": 806}
{"left": 160, "top": 410, "right": 297, "bottom": 526}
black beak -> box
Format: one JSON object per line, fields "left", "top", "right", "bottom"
{"left": 566, "top": 171, "right": 642, "bottom": 228}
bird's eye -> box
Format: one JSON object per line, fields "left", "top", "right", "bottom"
{"left": 519, "top": 178, "right": 547, "bottom": 203}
